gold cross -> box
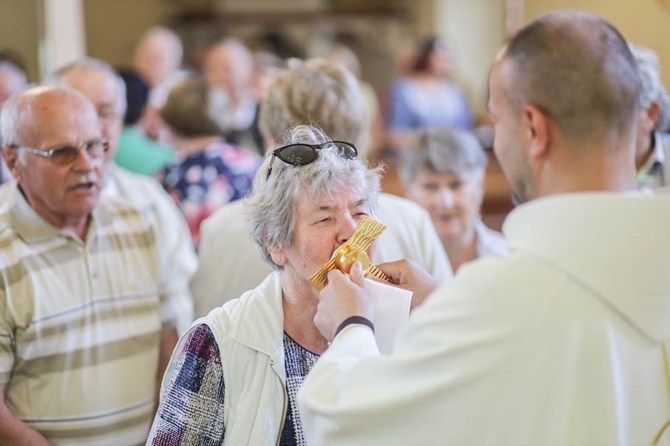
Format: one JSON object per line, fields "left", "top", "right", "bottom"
{"left": 308, "top": 216, "right": 391, "bottom": 291}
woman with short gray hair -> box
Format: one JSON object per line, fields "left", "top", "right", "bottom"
{"left": 148, "top": 124, "right": 382, "bottom": 445}
{"left": 400, "top": 126, "right": 507, "bottom": 271}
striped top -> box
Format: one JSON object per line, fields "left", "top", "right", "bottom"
{"left": 0, "top": 184, "right": 173, "bottom": 445}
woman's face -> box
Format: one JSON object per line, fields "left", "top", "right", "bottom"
{"left": 406, "top": 167, "right": 485, "bottom": 243}
{"left": 271, "top": 187, "right": 372, "bottom": 286}
{"left": 427, "top": 42, "right": 451, "bottom": 77}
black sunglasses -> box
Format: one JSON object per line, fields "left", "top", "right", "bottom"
{"left": 266, "top": 140, "right": 358, "bottom": 179}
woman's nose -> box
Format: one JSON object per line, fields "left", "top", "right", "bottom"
{"left": 435, "top": 187, "right": 456, "bottom": 208}
{"left": 337, "top": 215, "right": 358, "bottom": 244}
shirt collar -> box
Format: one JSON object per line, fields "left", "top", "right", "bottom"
{"left": 9, "top": 182, "right": 114, "bottom": 243}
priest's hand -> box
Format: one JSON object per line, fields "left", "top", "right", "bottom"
{"left": 315, "top": 261, "right": 374, "bottom": 342}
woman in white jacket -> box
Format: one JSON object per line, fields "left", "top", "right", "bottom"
{"left": 146, "top": 125, "right": 382, "bottom": 445}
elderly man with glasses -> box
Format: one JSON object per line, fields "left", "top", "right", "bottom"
{"left": 47, "top": 57, "right": 197, "bottom": 336}
{"left": 0, "top": 86, "right": 178, "bottom": 445}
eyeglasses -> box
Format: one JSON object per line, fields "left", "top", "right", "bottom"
{"left": 266, "top": 140, "right": 358, "bottom": 179}
{"left": 11, "top": 139, "right": 110, "bottom": 166}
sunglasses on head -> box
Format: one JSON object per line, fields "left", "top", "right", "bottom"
{"left": 266, "top": 140, "right": 358, "bottom": 179}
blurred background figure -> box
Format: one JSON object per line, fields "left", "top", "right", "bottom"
{"left": 133, "top": 26, "right": 184, "bottom": 90}
{"left": 325, "top": 44, "right": 384, "bottom": 160}
{"left": 249, "top": 51, "right": 285, "bottom": 155}
{"left": 204, "top": 38, "right": 260, "bottom": 153}
{"left": 132, "top": 27, "right": 187, "bottom": 146}
{"left": 114, "top": 68, "right": 175, "bottom": 176}
{"left": 0, "top": 50, "right": 28, "bottom": 184}
{"left": 387, "top": 36, "right": 474, "bottom": 149}
{"left": 157, "top": 75, "right": 260, "bottom": 245}
{"left": 400, "top": 126, "right": 507, "bottom": 272}
{"left": 629, "top": 43, "right": 670, "bottom": 190}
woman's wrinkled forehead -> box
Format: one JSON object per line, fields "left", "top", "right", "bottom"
{"left": 300, "top": 177, "right": 369, "bottom": 206}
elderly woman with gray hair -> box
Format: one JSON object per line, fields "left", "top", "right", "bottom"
{"left": 147, "top": 124, "right": 381, "bottom": 445}
{"left": 400, "top": 126, "right": 507, "bottom": 272}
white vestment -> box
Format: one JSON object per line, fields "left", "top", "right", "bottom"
{"left": 299, "top": 192, "right": 670, "bottom": 446}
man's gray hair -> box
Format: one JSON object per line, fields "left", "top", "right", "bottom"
{"left": 245, "top": 125, "right": 382, "bottom": 269}
{"left": 399, "top": 127, "right": 488, "bottom": 185}
{"left": 45, "top": 57, "right": 127, "bottom": 117}
{"left": 629, "top": 43, "right": 670, "bottom": 132}
{"left": 0, "top": 86, "right": 89, "bottom": 163}
{"left": 139, "top": 26, "right": 183, "bottom": 65}
{"left": 0, "top": 89, "right": 27, "bottom": 160}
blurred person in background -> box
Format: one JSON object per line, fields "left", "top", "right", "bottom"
{"left": 0, "top": 51, "right": 28, "bottom": 184}
{"left": 249, "top": 51, "right": 285, "bottom": 156}
{"left": 157, "top": 75, "right": 260, "bottom": 245}
{"left": 326, "top": 44, "right": 384, "bottom": 160}
{"left": 114, "top": 68, "right": 175, "bottom": 176}
{"left": 387, "top": 36, "right": 474, "bottom": 149}
{"left": 132, "top": 27, "right": 188, "bottom": 146}
{"left": 48, "top": 58, "right": 197, "bottom": 335}
{"left": 133, "top": 26, "right": 183, "bottom": 90}
{"left": 629, "top": 43, "right": 670, "bottom": 190}
{"left": 204, "top": 38, "right": 261, "bottom": 153}
{"left": 400, "top": 126, "right": 507, "bottom": 272}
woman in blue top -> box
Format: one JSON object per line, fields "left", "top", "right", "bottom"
{"left": 388, "top": 37, "right": 474, "bottom": 146}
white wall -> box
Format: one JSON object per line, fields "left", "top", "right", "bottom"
{"left": 43, "top": 0, "right": 86, "bottom": 78}
{"left": 433, "top": 0, "right": 505, "bottom": 118}
{"left": 525, "top": 0, "right": 670, "bottom": 90}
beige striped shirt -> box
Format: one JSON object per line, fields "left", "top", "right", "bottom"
{"left": 0, "top": 184, "right": 173, "bottom": 445}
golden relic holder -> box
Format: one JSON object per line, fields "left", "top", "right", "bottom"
{"left": 309, "top": 216, "right": 391, "bottom": 291}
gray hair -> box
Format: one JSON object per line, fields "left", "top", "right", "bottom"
{"left": 45, "top": 57, "right": 127, "bottom": 118}
{"left": 399, "top": 127, "right": 487, "bottom": 185}
{"left": 245, "top": 125, "right": 382, "bottom": 269}
{"left": 0, "top": 61, "right": 28, "bottom": 146}
{"left": 1, "top": 89, "right": 28, "bottom": 162}
{"left": 259, "top": 58, "right": 365, "bottom": 145}
{"left": 138, "top": 26, "right": 183, "bottom": 67}
{"left": 629, "top": 43, "right": 670, "bottom": 132}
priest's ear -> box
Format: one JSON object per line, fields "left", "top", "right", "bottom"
{"left": 522, "top": 104, "right": 550, "bottom": 159}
